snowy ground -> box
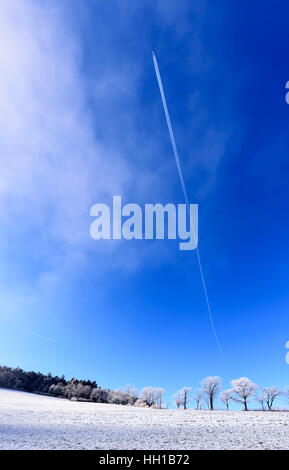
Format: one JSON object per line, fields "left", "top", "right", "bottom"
{"left": 0, "top": 388, "right": 289, "bottom": 450}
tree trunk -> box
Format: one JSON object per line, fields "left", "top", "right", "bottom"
{"left": 210, "top": 396, "right": 213, "bottom": 410}
{"left": 244, "top": 398, "right": 248, "bottom": 411}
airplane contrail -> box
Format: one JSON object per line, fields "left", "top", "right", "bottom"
{"left": 152, "top": 51, "right": 224, "bottom": 355}
{"left": 1, "top": 319, "right": 57, "bottom": 343}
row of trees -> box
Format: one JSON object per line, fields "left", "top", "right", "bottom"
{"left": 174, "top": 376, "right": 289, "bottom": 411}
{"left": 1, "top": 366, "right": 288, "bottom": 411}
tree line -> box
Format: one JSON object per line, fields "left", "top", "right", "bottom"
{"left": 173, "top": 376, "right": 289, "bottom": 411}
{"left": 0, "top": 365, "right": 163, "bottom": 407}
{"left": 1, "top": 366, "right": 288, "bottom": 410}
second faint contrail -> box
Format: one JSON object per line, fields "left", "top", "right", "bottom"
{"left": 152, "top": 51, "right": 224, "bottom": 355}
{"left": 1, "top": 319, "right": 57, "bottom": 343}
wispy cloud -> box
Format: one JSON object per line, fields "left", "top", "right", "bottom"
{"left": 0, "top": 1, "right": 131, "bottom": 247}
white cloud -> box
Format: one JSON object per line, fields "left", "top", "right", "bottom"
{"left": 0, "top": 0, "right": 133, "bottom": 248}
{"left": 0, "top": 0, "right": 182, "bottom": 325}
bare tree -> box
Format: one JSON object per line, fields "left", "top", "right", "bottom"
{"left": 193, "top": 388, "right": 203, "bottom": 410}
{"left": 201, "top": 376, "right": 222, "bottom": 410}
{"left": 261, "top": 387, "right": 282, "bottom": 411}
{"left": 220, "top": 389, "right": 232, "bottom": 411}
{"left": 231, "top": 377, "right": 258, "bottom": 411}
{"left": 179, "top": 387, "right": 192, "bottom": 410}
{"left": 173, "top": 392, "right": 182, "bottom": 409}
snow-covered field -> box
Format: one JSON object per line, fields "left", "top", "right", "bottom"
{"left": 0, "top": 388, "right": 289, "bottom": 450}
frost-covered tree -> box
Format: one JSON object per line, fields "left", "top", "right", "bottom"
{"left": 179, "top": 387, "right": 192, "bottom": 410}
{"left": 261, "top": 387, "right": 282, "bottom": 411}
{"left": 220, "top": 390, "right": 232, "bottom": 411}
{"left": 75, "top": 384, "right": 92, "bottom": 400}
{"left": 141, "top": 387, "right": 155, "bottom": 406}
{"left": 108, "top": 390, "right": 130, "bottom": 405}
{"left": 173, "top": 391, "right": 182, "bottom": 409}
{"left": 193, "top": 388, "right": 203, "bottom": 410}
{"left": 141, "top": 386, "right": 164, "bottom": 407}
{"left": 64, "top": 379, "right": 78, "bottom": 399}
{"left": 90, "top": 387, "right": 108, "bottom": 403}
{"left": 155, "top": 388, "right": 165, "bottom": 408}
{"left": 255, "top": 390, "right": 265, "bottom": 411}
{"left": 125, "top": 385, "right": 139, "bottom": 403}
{"left": 49, "top": 382, "right": 66, "bottom": 397}
{"left": 230, "top": 377, "right": 258, "bottom": 411}
{"left": 117, "top": 385, "right": 139, "bottom": 405}
{"left": 200, "top": 376, "right": 222, "bottom": 410}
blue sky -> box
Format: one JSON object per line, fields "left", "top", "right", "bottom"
{"left": 1, "top": 0, "right": 289, "bottom": 408}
